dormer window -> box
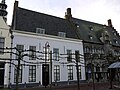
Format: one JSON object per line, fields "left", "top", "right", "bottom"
{"left": 114, "top": 39, "right": 118, "bottom": 44}
{"left": 90, "top": 36, "right": 93, "bottom": 40}
{"left": 113, "top": 32, "right": 117, "bottom": 36}
{"left": 76, "top": 25, "right": 79, "bottom": 28}
{"left": 89, "top": 25, "right": 94, "bottom": 31}
{"left": 75, "top": 22, "right": 80, "bottom": 28}
{"left": 89, "top": 35, "right": 93, "bottom": 40}
{"left": 36, "top": 28, "right": 45, "bottom": 34}
{"left": 58, "top": 32, "right": 66, "bottom": 37}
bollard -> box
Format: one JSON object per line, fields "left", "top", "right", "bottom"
{"left": 39, "top": 81, "right": 41, "bottom": 87}
{"left": 24, "top": 82, "right": 26, "bottom": 88}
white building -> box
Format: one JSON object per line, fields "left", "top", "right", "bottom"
{"left": 10, "top": 30, "right": 85, "bottom": 87}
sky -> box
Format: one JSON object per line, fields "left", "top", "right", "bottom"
{"left": 5, "top": 0, "right": 120, "bottom": 33}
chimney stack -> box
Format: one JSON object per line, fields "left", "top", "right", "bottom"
{"left": 11, "top": 1, "right": 19, "bottom": 29}
{"left": 65, "top": 8, "right": 72, "bottom": 19}
{"left": 108, "top": 19, "right": 112, "bottom": 27}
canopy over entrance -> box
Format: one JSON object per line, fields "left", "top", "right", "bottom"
{"left": 108, "top": 62, "right": 120, "bottom": 68}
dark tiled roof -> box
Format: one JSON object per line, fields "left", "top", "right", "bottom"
{"left": 12, "top": 7, "right": 120, "bottom": 46}
{"left": 13, "top": 7, "right": 77, "bottom": 39}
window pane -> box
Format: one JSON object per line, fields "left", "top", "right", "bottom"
{"left": 67, "top": 65, "right": 73, "bottom": 80}
{"left": 29, "top": 65, "right": 36, "bottom": 82}
{"left": 14, "top": 66, "right": 22, "bottom": 83}
{"left": 29, "top": 46, "right": 36, "bottom": 60}
{"left": 54, "top": 65, "right": 60, "bottom": 81}
{"left": 16, "top": 45, "right": 24, "bottom": 59}
{"left": 79, "top": 66, "right": 81, "bottom": 79}
{"left": 53, "top": 48, "right": 59, "bottom": 61}
{"left": 0, "top": 38, "right": 5, "bottom": 54}
{"left": 67, "top": 50, "right": 72, "bottom": 62}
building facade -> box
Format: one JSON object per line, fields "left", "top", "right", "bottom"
{"left": 9, "top": 30, "right": 85, "bottom": 87}
{"left": 0, "top": 16, "right": 11, "bottom": 88}
{"left": 0, "top": 0, "right": 11, "bottom": 88}
{"left": 11, "top": 1, "right": 120, "bottom": 83}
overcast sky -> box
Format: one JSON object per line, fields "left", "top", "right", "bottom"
{"left": 6, "top": 0, "right": 120, "bottom": 33}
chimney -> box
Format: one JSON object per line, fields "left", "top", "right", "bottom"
{"left": 65, "top": 8, "right": 72, "bottom": 19}
{"left": 108, "top": 19, "right": 112, "bottom": 27}
{"left": 11, "top": 1, "right": 19, "bottom": 29}
{"left": 14, "top": 1, "right": 19, "bottom": 8}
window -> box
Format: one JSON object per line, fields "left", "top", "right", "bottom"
{"left": 43, "top": 45, "right": 50, "bottom": 61}
{"left": 29, "top": 46, "right": 36, "bottom": 60}
{"left": 102, "top": 64, "right": 107, "bottom": 72}
{"left": 100, "top": 48, "right": 104, "bottom": 54}
{"left": 36, "top": 28, "right": 45, "bottom": 34}
{"left": 114, "top": 40, "right": 118, "bottom": 44}
{"left": 96, "top": 65, "right": 100, "bottom": 72}
{"left": 75, "top": 22, "right": 79, "bottom": 28}
{"left": 67, "top": 50, "right": 72, "bottom": 62}
{"left": 53, "top": 48, "right": 59, "bottom": 61}
{"left": 16, "top": 45, "right": 24, "bottom": 59}
{"left": 58, "top": 32, "right": 66, "bottom": 37}
{"left": 29, "top": 65, "right": 36, "bottom": 82}
{"left": 86, "top": 64, "right": 92, "bottom": 79}
{"left": 14, "top": 65, "right": 22, "bottom": 83}
{"left": 113, "top": 31, "right": 117, "bottom": 36}
{"left": 92, "top": 48, "right": 95, "bottom": 53}
{"left": 78, "top": 66, "right": 81, "bottom": 79}
{"left": 68, "top": 65, "right": 73, "bottom": 80}
{"left": 85, "top": 46, "right": 90, "bottom": 53}
{"left": 0, "top": 37, "right": 5, "bottom": 54}
{"left": 75, "top": 50, "right": 80, "bottom": 62}
{"left": 54, "top": 65, "right": 60, "bottom": 81}
{"left": 89, "top": 26, "right": 94, "bottom": 31}
{"left": 89, "top": 35, "right": 93, "bottom": 40}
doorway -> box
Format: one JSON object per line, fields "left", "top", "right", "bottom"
{"left": 0, "top": 63, "right": 5, "bottom": 88}
{"left": 42, "top": 64, "right": 49, "bottom": 86}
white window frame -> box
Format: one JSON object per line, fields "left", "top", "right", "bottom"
{"left": 58, "top": 32, "right": 66, "bottom": 37}
{"left": 36, "top": 28, "right": 45, "bottom": 34}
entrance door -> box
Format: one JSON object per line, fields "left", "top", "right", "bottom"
{"left": 0, "top": 63, "right": 4, "bottom": 88}
{"left": 42, "top": 64, "right": 49, "bottom": 86}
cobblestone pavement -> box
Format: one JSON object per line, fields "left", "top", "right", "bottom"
{"left": 18, "top": 82, "right": 118, "bottom": 90}
{"left": 1, "top": 82, "right": 118, "bottom": 90}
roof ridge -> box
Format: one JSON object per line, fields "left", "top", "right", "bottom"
{"left": 18, "top": 7, "right": 66, "bottom": 20}
{"left": 18, "top": 7, "right": 106, "bottom": 27}
{"left": 73, "top": 17, "right": 105, "bottom": 26}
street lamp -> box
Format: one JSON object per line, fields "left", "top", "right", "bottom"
{"left": 75, "top": 51, "right": 80, "bottom": 90}
{"left": 42, "top": 42, "right": 50, "bottom": 87}
{"left": 8, "top": 29, "right": 14, "bottom": 89}
{"left": 45, "top": 42, "right": 50, "bottom": 62}
{"left": 90, "top": 53, "right": 95, "bottom": 90}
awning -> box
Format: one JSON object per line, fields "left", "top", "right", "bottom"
{"left": 108, "top": 62, "right": 120, "bottom": 68}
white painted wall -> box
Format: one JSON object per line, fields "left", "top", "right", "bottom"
{"left": 11, "top": 30, "right": 85, "bottom": 85}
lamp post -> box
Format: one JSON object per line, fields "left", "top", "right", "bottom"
{"left": 75, "top": 51, "right": 80, "bottom": 90}
{"left": 45, "top": 42, "right": 50, "bottom": 62}
{"left": 90, "top": 53, "right": 95, "bottom": 90}
{"left": 15, "top": 49, "right": 29, "bottom": 90}
{"left": 44, "top": 42, "right": 52, "bottom": 90}
{"left": 43, "top": 42, "right": 50, "bottom": 87}
{"left": 50, "top": 51, "right": 52, "bottom": 90}
{"left": 8, "top": 29, "right": 14, "bottom": 89}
